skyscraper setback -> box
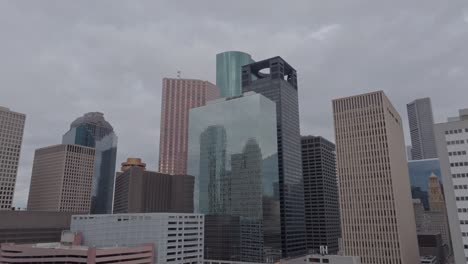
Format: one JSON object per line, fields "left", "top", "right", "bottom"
{"left": 407, "top": 98, "right": 438, "bottom": 160}
{"left": 0, "top": 106, "right": 25, "bottom": 210}
{"left": 333, "top": 91, "right": 420, "bottom": 264}
{"left": 158, "top": 78, "right": 219, "bottom": 175}
{"left": 241, "top": 57, "right": 306, "bottom": 258}
{"left": 62, "top": 112, "right": 117, "bottom": 214}
{"left": 301, "top": 136, "right": 341, "bottom": 254}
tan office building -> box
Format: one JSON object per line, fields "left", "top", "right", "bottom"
{"left": 332, "top": 91, "right": 419, "bottom": 264}
{"left": 27, "top": 144, "right": 95, "bottom": 213}
{"left": 0, "top": 106, "right": 26, "bottom": 210}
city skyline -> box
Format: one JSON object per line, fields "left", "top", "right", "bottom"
{"left": 2, "top": 1, "right": 468, "bottom": 211}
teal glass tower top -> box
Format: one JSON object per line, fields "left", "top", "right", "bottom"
{"left": 216, "top": 51, "right": 254, "bottom": 98}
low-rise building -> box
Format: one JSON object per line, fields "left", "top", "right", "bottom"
{"left": 0, "top": 211, "right": 75, "bottom": 243}
{"left": 0, "top": 231, "right": 154, "bottom": 264}
{"left": 71, "top": 213, "right": 204, "bottom": 264}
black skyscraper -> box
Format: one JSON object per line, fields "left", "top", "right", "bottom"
{"left": 242, "top": 57, "right": 306, "bottom": 258}
{"left": 301, "top": 136, "right": 341, "bottom": 254}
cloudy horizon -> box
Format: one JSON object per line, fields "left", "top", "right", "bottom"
{"left": 1, "top": 0, "right": 468, "bottom": 208}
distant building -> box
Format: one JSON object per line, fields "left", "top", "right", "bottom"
{"left": 434, "top": 108, "right": 468, "bottom": 264}
{"left": 188, "top": 92, "right": 280, "bottom": 262}
{"left": 301, "top": 136, "right": 340, "bottom": 254}
{"left": 71, "top": 213, "right": 204, "bottom": 264}
{"left": 121, "top": 157, "right": 146, "bottom": 171}
{"left": 333, "top": 91, "right": 420, "bottom": 264}
{"left": 408, "top": 159, "right": 451, "bottom": 257}
{"left": 0, "top": 106, "right": 26, "bottom": 210}
{"left": 0, "top": 211, "right": 74, "bottom": 243}
{"left": 407, "top": 98, "right": 437, "bottom": 160}
{"left": 0, "top": 231, "right": 154, "bottom": 264}
{"left": 216, "top": 51, "right": 254, "bottom": 97}
{"left": 113, "top": 158, "right": 194, "bottom": 213}
{"left": 242, "top": 56, "right": 306, "bottom": 258}
{"left": 27, "top": 144, "right": 95, "bottom": 213}
{"left": 418, "top": 233, "right": 445, "bottom": 264}
{"left": 62, "top": 112, "right": 118, "bottom": 214}
{"left": 158, "top": 78, "right": 219, "bottom": 175}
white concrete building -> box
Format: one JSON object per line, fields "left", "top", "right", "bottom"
{"left": 0, "top": 106, "right": 25, "bottom": 210}
{"left": 71, "top": 213, "right": 204, "bottom": 264}
{"left": 434, "top": 108, "right": 468, "bottom": 264}
{"left": 280, "top": 254, "right": 361, "bottom": 264}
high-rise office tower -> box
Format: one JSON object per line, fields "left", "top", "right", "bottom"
{"left": 333, "top": 91, "right": 420, "bottom": 264}
{"left": 27, "top": 144, "right": 95, "bottom": 212}
{"left": 407, "top": 98, "right": 438, "bottom": 160}
{"left": 241, "top": 57, "right": 306, "bottom": 258}
{"left": 0, "top": 106, "right": 25, "bottom": 210}
{"left": 188, "top": 92, "right": 281, "bottom": 262}
{"left": 158, "top": 78, "right": 219, "bottom": 175}
{"left": 114, "top": 158, "right": 194, "bottom": 214}
{"left": 216, "top": 51, "right": 254, "bottom": 97}
{"left": 434, "top": 108, "right": 468, "bottom": 264}
{"left": 62, "top": 112, "right": 117, "bottom": 214}
{"left": 301, "top": 136, "right": 341, "bottom": 254}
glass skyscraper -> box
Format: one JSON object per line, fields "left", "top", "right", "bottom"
{"left": 241, "top": 57, "right": 307, "bottom": 258}
{"left": 62, "top": 112, "right": 117, "bottom": 214}
{"left": 188, "top": 92, "right": 281, "bottom": 262}
{"left": 216, "top": 51, "right": 254, "bottom": 98}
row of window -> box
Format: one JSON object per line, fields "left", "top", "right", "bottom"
{"left": 460, "top": 220, "right": 468, "bottom": 225}
{"left": 447, "top": 140, "right": 465, "bottom": 145}
{"left": 454, "top": 185, "right": 468, "bottom": 190}
{"left": 446, "top": 128, "right": 468, "bottom": 134}
{"left": 451, "top": 162, "right": 468, "bottom": 167}
{"left": 453, "top": 173, "right": 468, "bottom": 178}
{"left": 458, "top": 208, "right": 468, "bottom": 213}
{"left": 449, "top": 151, "right": 467, "bottom": 156}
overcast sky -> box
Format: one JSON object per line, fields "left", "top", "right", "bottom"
{"left": 2, "top": 0, "right": 468, "bottom": 208}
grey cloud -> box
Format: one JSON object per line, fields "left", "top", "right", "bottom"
{"left": 1, "top": 0, "right": 467, "bottom": 207}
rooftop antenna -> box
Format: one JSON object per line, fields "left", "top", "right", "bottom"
{"left": 177, "top": 70, "right": 181, "bottom": 79}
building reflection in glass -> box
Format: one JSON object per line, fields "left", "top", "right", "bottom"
{"left": 188, "top": 92, "right": 280, "bottom": 262}
{"left": 62, "top": 112, "right": 118, "bottom": 214}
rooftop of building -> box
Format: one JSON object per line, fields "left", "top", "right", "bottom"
{"left": 70, "top": 112, "right": 113, "bottom": 131}
{"left": 446, "top": 108, "right": 468, "bottom": 122}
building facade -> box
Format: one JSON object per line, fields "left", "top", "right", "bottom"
{"left": 434, "top": 108, "right": 468, "bottom": 264}
{"left": 0, "top": 211, "right": 74, "bottom": 243}
{"left": 0, "top": 231, "right": 154, "bottom": 264}
{"left": 241, "top": 56, "right": 306, "bottom": 258}
{"left": 188, "top": 92, "right": 281, "bottom": 262}
{"left": 407, "top": 98, "right": 438, "bottom": 160}
{"left": 27, "top": 144, "right": 95, "bottom": 213}
{"left": 301, "top": 136, "right": 340, "bottom": 254}
{"left": 114, "top": 158, "right": 194, "bottom": 214}
{"left": 332, "top": 91, "right": 420, "bottom": 264}
{"left": 0, "top": 106, "right": 25, "bottom": 210}
{"left": 62, "top": 112, "right": 117, "bottom": 214}
{"left": 216, "top": 51, "right": 254, "bottom": 98}
{"left": 71, "top": 213, "right": 204, "bottom": 264}
{"left": 159, "top": 78, "right": 219, "bottom": 175}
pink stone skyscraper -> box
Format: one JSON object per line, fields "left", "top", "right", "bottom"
{"left": 158, "top": 78, "right": 219, "bottom": 175}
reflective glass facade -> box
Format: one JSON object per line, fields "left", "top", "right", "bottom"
{"left": 408, "top": 159, "right": 443, "bottom": 209}
{"left": 241, "top": 57, "right": 306, "bottom": 258}
{"left": 188, "top": 93, "right": 281, "bottom": 262}
{"left": 216, "top": 51, "right": 254, "bottom": 98}
{"left": 62, "top": 112, "right": 117, "bottom": 214}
